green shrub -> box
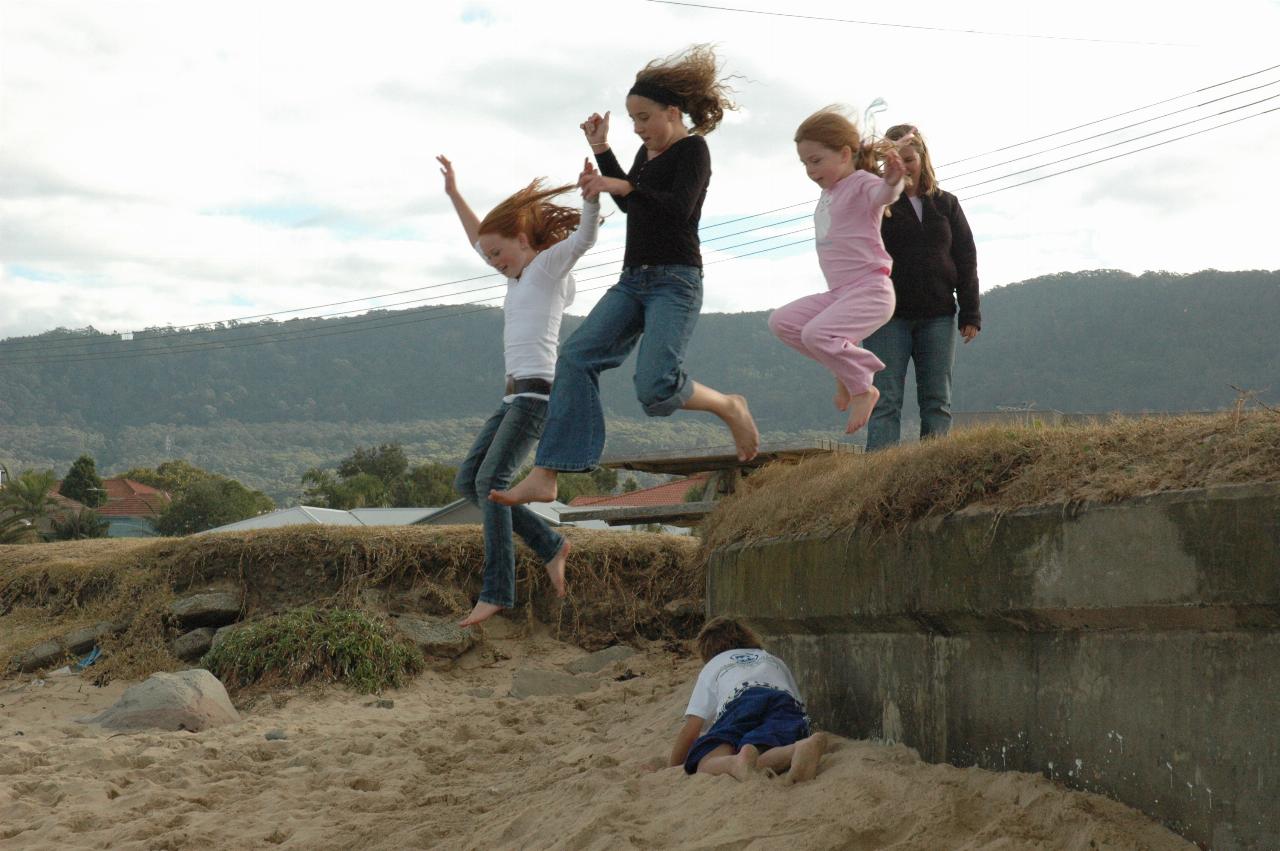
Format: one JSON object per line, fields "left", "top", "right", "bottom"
{"left": 202, "top": 607, "right": 424, "bottom": 694}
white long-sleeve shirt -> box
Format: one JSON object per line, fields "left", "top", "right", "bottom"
{"left": 474, "top": 198, "right": 600, "bottom": 396}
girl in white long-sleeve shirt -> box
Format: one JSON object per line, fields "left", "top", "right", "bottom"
{"left": 437, "top": 156, "right": 600, "bottom": 627}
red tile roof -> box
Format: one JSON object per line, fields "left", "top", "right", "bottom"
{"left": 55, "top": 477, "right": 171, "bottom": 517}
{"left": 98, "top": 478, "right": 171, "bottom": 518}
{"left": 569, "top": 474, "right": 710, "bottom": 508}
{"left": 47, "top": 491, "right": 87, "bottom": 523}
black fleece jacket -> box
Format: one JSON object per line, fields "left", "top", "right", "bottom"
{"left": 594, "top": 134, "right": 710, "bottom": 268}
{"left": 880, "top": 189, "right": 981, "bottom": 329}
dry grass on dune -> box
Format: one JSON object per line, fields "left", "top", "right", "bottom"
{"left": 702, "top": 411, "right": 1280, "bottom": 552}
{"left": 0, "top": 525, "right": 702, "bottom": 683}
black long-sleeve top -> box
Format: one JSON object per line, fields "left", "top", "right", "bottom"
{"left": 880, "top": 189, "right": 981, "bottom": 329}
{"left": 594, "top": 135, "right": 710, "bottom": 268}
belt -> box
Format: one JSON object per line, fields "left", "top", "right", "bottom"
{"left": 506, "top": 377, "right": 553, "bottom": 395}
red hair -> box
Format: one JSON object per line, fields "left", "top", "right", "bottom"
{"left": 478, "top": 180, "right": 580, "bottom": 250}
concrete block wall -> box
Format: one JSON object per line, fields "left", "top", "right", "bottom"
{"left": 707, "top": 483, "right": 1280, "bottom": 850}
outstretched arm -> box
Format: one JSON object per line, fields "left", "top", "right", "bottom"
{"left": 437, "top": 154, "right": 481, "bottom": 246}
{"left": 669, "top": 715, "right": 704, "bottom": 767}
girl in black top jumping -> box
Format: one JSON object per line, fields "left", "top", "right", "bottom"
{"left": 492, "top": 45, "right": 759, "bottom": 511}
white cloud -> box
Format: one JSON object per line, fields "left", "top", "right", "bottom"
{"left": 2, "top": 0, "right": 1278, "bottom": 342}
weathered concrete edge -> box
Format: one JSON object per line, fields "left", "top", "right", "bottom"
{"left": 707, "top": 480, "right": 1280, "bottom": 632}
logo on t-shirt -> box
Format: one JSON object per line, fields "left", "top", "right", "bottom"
{"left": 729, "top": 651, "right": 761, "bottom": 665}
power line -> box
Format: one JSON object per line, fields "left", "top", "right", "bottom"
{"left": 941, "top": 79, "right": 1280, "bottom": 180}
{"left": 938, "top": 62, "right": 1280, "bottom": 167}
{"left": 5, "top": 98, "right": 1277, "bottom": 367}
{"left": 951, "top": 91, "right": 1280, "bottom": 192}
{"left": 6, "top": 96, "right": 1278, "bottom": 370}
{"left": 10, "top": 61, "right": 1274, "bottom": 354}
{"left": 960, "top": 105, "right": 1280, "bottom": 201}
{"left": 6, "top": 65, "right": 1278, "bottom": 359}
{"left": 0, "top": 228, "right": 819, "bottom": 366}
{"left": 645, "top": 0, "right": 1190, "bottom": 46}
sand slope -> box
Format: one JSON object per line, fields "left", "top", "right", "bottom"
{"left": 0, "top": 628, "right": 1192, "bottom": 850}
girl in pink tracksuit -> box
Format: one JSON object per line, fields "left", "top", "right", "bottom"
{"left": 768, "top": 107, "right": 909, "bottom": 435}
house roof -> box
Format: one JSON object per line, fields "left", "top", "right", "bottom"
{"left": 201, "top": 505, "right": 441, "bottom": 534}
{"left": 98, "top": 478, "right": 171, "bottom": 518}
{"left": 568, "top": 474, "right": 709, "bottom": 508}
{"left": 421, "top": 498, "right": 570, "bottom": 526}
{"left": 53, "top": 477, "right": 170, "bottom": 517}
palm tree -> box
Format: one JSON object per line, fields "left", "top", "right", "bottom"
{"left": 0, "top": 510, "right": 35, "bottom": 544}
{"left": 0, "top": 468, "right": 60, "bottom": 542}
{"left": 51, "top": 508, "right": 110, "bottom": 540}
{"left": 0, "top": 469, "right": 60, "bottom": 515}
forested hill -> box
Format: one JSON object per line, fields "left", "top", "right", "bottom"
{"left": 2, "top": 269, "right": 1277, "bottom": 432}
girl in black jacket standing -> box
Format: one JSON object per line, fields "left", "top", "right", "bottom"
{"left": 864, "top": 124, "right": 981, "bottom": 450}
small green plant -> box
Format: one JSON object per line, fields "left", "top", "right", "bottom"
{"left": 202, "top": 607, "right": 424, "bottom": 694}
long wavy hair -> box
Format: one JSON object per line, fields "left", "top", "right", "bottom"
{"left": 886, "top": 123, "right": 937, "bottom": 196}
{"left": 634, "top": 44, "right": 738, "bottom": 135}
{"left": 477, "top": 179, "right": 580, "bottom": 250}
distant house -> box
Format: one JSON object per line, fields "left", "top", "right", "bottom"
{"left": 569, "top": 474, "right": 709, "bottom": 510}
{"left": 96, "top": 478, "right": 172, "bottom": 537}
{"left": 561, "top": 476, "right": 707, "bottom": 535}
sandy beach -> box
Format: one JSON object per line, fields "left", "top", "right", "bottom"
{"left": 0, "top": 621, "right": 1193, "bottom": 851}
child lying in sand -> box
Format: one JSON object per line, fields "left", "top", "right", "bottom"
{"left": 669, "top": 616, "right": 826, "bottom": 782}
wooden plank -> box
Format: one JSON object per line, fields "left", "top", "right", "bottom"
{"left": 558, "top": 501, "right": 719, "bottom": 527}
{"left": 599, "top": 440, "right": 856, "bottom": 475}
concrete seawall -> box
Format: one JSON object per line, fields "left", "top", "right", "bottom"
{"left": 707, "top": 482, "right": 1280, "bottom": 850}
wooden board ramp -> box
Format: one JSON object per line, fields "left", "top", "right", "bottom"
{"left": 557, "top": 440, "right": 856, "bottom": 527}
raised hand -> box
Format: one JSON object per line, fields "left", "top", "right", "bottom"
{"left": 882, "top": 147, "right": 906, "bottom": 186}
{"left": 579, "top": 158, "right": 601, "bottom": 200}
{"left": 580, "top": 111, "right": 611, "bottom": 148}
{"left": 436, "top": 154, "right": 458, "bottom": 196}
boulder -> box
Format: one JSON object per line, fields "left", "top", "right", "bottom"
{"left": 509, "top": 668, "right": 599, "bottom": 700}
{"left": 64, "top": 621, "right": 121, "bottom": 654}
{"left": 211, "top": 623, "right": 246, "bottom": 650}
{"left": 14, "top": 641, "right": 64, "bottom": 674}
{"left": 391, "top": 615, "right": 477, "bottom": 659}
{"left": 78, "top": 669, "right": 240, "bottom": 732}
{"left": 169, "top": 590, "right": 243, "bottom": 629}
{"left": 563, "top": 645, "right": 637, "bottom": 675}
{"left": 172, "top": 627, "right": 217, "bottom": 662}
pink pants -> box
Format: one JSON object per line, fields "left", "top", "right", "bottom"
{"left": 768, "top": 275, "right": 896, "bottom": 395}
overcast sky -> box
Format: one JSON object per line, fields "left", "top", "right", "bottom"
{"left": 2, "top": 0, "right": 1278, "bottom": 345}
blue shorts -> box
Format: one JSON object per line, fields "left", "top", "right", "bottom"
{"left": 684, "top": 686, "right": 811, "bottom": 774}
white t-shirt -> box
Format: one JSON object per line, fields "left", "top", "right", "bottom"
{"left": 473, "top": 197, "right": 600, "bottom": 398}
{"left": 684, "top": 648, "right": 803, "bottom": 728}
{"left": 908, "top": 195, "right": 923, "bottom": 221}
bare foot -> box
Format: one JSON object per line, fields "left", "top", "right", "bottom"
{"left": 845, "top": 386, "right": 879, "bottom": 434}
{"left": 834, "top": 380, "right": 851, "bottom": 412}
{"left": 729, "top": 745, "right": 759, "bottom": 781}
{"left": 723, "top": 394, "right": 760, "bottom": 462}
{"left": 490, "top": 467, "right": 558, "bottom": 506}
{"left": 545, "top": 538, "right": 571, "bottom": 597}
{"left": 787, "top": 733, "right": 826, "bottom": 784}
{"left": 459, "top": 600, "right": 503, "bottom": 628}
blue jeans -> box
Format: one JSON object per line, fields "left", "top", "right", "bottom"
{"left": 454, "top": 397, "right": 565, "bottom": 607}
{"left": 534, "top": 265, "right": 702, "bottom": 471}
{"left": 864, "top": 315, "right": 957, "bottom": 451}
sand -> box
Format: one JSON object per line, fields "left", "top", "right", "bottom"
{"left": 0, "top": 625, "right": 1193, "bottom": 851}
